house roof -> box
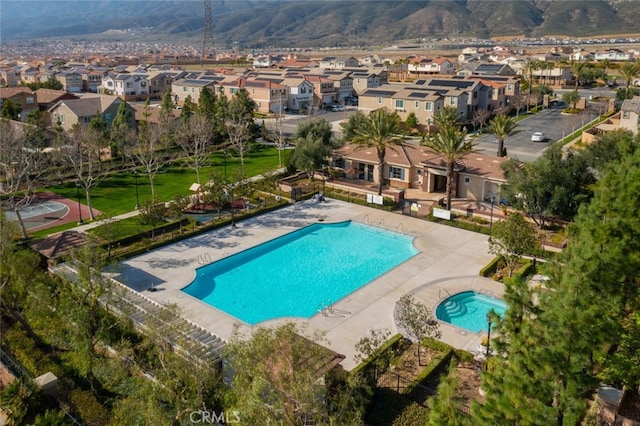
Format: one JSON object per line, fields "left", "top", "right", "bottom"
{"left": 133, "top": 104, "right": 180, "bottom": 124}
{"left": 621, "top": 96, "right": 640, "bottom": 114}
{"left": 334, "top": 142, "right": 509, "bottom": 181}
{"left": 0, "top": 87, "right": 34, "bottom": 98}
{"left": 35, "top": 89, "right": 78, "bottom": 104}
{"left": 50, "top": 94, "right": 121, "bottom": 117}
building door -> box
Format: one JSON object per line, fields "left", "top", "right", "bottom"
{"left": 366, "top": 164, "right": 374, "bottom": 182}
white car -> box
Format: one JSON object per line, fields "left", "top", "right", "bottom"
{"left": 531, "top": 132, "right": 546, "bottom": 142}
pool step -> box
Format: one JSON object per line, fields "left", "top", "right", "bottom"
{"left": 442, "top": 300, "right": 468, "bottom": 318}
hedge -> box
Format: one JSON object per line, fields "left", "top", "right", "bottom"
{"left": 404, "top": 349, "right": 455, "bottom": 395}
{"left": 426, "top": 213, "right": 491, "bottom": 235}
{"left": 350, "top": 333, "right": 406, "bottom": 377}
{"left": 479, "top": 256, "right": 503, "bottom": 277}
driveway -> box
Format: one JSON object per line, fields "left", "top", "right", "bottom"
{"left": 473, "top": 105, "right": 600, "bottom": 163}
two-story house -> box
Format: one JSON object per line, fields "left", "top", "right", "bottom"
{"left": 100, "top": 74, "right": 150, "bottom": 100}
{"left": 347, "top": 67, "right": 388, "bottom": 95}
{"left": 171, "top": 78, "right": 220, "bottom": 105}
{"left": 48, "top": 94, "right": 136, "bottom": 131}
{"left": 303, "top": 75, "right": 337, "bottom": 106}
{"left": 0, "top": 87, "right": 38, "bottom": 120}
{"left": 318, "top": 56, "right": 360, "bottom": 70}
{"left": 282, "top": 77, "right": 314, "bottom": 113}
{"left": 53, "top": 71, "right": 83, "bottom": 93}
{"left": 358, "top": 86, "right": 452, "bottom": 126}
{"left": 0, "top": 67, "right": 23, "bottom": 87}
{"left": 321, "top": 71, "right": 355, "bottom": 103}
{"left": 222, "top": 77, "right": 288, "bottom": 114}
{"left": 408, "top": 57, "right": 455, "bottom": 76}
{"left": 620, "top": 96, "right": 640, "bottom": 135}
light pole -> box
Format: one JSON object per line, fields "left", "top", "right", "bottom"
{"left": 488, "top": 194, "right": 496, "bottom": 241}
{"left": 75, "top": 181, "right": 84, "bottom": 225}
{"left": 230, "top": 184, "right": 236, "bottom": 228}
{"left": 134, "top": 170, "right": 140, "bottom": 210}
{"left": 223, "top": 148, "right": 227, "bottom": 182}
{"left": 485, "top": 313, "right": 492, "bottom": 368}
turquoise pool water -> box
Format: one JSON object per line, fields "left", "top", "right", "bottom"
{"left": 436, "top": 291, "right": 507, "bottom": 333}
{"left": 182, "top": 221, "right": 418, "bottom": 325}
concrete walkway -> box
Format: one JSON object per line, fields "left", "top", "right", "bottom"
{"left": 111, "top": 198, "right": 502, "bottom": 370}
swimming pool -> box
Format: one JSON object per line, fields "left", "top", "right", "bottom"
{"left": 182, "top": 221, "right": 418, "bottom": 325}
{"left": 436, "top": 291, "right": 507, "bottom": 333}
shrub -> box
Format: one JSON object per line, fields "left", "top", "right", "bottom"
{"left": 479, "top": 256, "right": 503, "bottom": 277}
{"left": 351, "top": 334, "right": 407, "bottom": 377}
{"left": 68, "top": 389, "right": 110, "bottom": 426}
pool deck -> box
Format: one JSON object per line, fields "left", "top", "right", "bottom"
{"left": 113, "top": 198, "right": 503, "bottom": 371}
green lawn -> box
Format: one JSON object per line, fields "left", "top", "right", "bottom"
{"left": 46, "top": 145, "right": 285, "bottom": 217}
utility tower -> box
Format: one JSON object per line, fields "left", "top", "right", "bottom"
{"left": 202, "top": 0, "right": 216, "bottom": 62}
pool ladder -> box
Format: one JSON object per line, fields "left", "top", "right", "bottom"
{"left": 439, "top": 287, "right": 452, "bottom": 300}
{"left": 197, "top": 253, "right": 212, "bottom": 265}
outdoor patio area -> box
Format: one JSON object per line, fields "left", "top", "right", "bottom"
{"left": 111, "top": 198, "right": 502, "bottom": 370}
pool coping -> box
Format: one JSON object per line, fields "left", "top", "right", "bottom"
{"left": 113, "top": 198, "right": 503, "bottom": 370}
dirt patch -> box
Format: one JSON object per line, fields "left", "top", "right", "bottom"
{"left": 452, "top": 362, "right": 485, "bottom": 406}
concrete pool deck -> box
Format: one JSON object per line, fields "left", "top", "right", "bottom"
{"left": 113, "top": 198, "right": 504, "bottom": 370}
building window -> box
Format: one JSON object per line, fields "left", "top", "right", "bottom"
{"left": 416, "top": 169, "right": 422, "bottom": 176}
{"left": 230, "top": 88, "right": 238, "bottom": 94}
{"left": 104, "top": 113, "right": 112, "bottom": 122}
{"left": 507, "top": 84, "right": 513, "bottom": 91}
{"left": 378, "top": 97, "right": 382, "bottom": 104}
{"left": 389, "top": 166, "right": 404, "bottom": 180}
{"left": 183, "top": 86, "right": 187, "bottom": 92}
{"left": 415, "top": 101, "right": 419, "bottom": 109}
{"left": 622, "top": 111, "right": 630, "bottom": 119}
{"left": 425, "top": 102, "right": 432, "bottom": 111}
{"left": 141, "top": 81, "right": 147, "bottom": 87}
{"left": 449, "top": 97, "right": 456, "bottom": 105}
{"left": 26, "top": 97, "right": 34, "bottom": 104}
{"left": 107, "top": 81, "right": 113, "bottom": 87}
{"left": 395, "top": 99, "right": 404, "bottom": 110}
{"left": 464, "top": 176, "right": 470, "bottom": 185}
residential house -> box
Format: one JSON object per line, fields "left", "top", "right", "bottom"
{"left": 281, "top": 77, "right": 314, "bottom": 112}
{"left": 321, "top": 71, "right": 354, "bottom": 102}
{"left": 253, "top": 55, "right": 280, "bottom": 68}
{"left": 303, "top": 75, "right": 337, "bottom": 105}
{"left": 529, "top": 66, "right": 573, "bottom": 87}
{"left": 318, "top": 56, "right": 360, "bottom": 70}
{"left": 0, "top": 87, "right": 38, "bottom": 120}
{"left": 48, "top": 94, "right": 136, "bottom": 131}
{"left": 147, "top": 71, "right": 184, "bottom": 98}
{"left": 222, "top": 78, "right": 288, "bottom": 114}
{"left": 171, "top": 78, "right": 219, "bottom": 105}
{"left": 347, "top": 67, "right": 388, "bottom": 95}
{"left": 81, "top": 69, "right": 106, "bottom": 93}
{"left": 53, "top": 71, "right": 83, "bottom": 93}
{"left": 457, "top": 63, "right": 516, "bottom": 77}
{"left": 0, "top": 67, "right": 22, "bottom": 87}
{"left": 331, "top": 141, "right": 507, "bottom": 202}
{"left": 100, "top": 73, "right": 150, "bottom": 100}
{"left": 358, "top": 85, "right": 451, "bottom": 126}
{"left": 408, "top": 57, "right": 455, "bottom": 76}
{"left": 594, "top": 49, "right": 634, "bottom": 61}
{"left": 619, "top": 96, "right": 640, "bottom": 135}
{"left": 414, "top": 78, "right": 484, "bottom": 119}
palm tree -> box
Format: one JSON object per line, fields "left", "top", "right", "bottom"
{"left": 433, "top": 106, "right": 462, "bottom": 131}
{"left": 523, "top": 59, "right": 541, "bottom": 111}
{"left": 570, "top": 60, "right": 590, "bottom": 91}
{"left": 487, "top": 114, "right": 518, "bottom": 157}
{"left": 619, "top": 61, "right": 640, "bottom": 99}
{"left": 423, "top": 126, "right": 476, "bottom": 210}
{"left": 350, "top": 108, "right": 407, "bottom": 195}
{"left": 598, "top": 58, "right": 611, "bottom": 83}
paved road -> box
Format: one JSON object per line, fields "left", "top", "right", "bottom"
{"left": 261, "top": 110, "right": 356, "bottom": 138}
{"left": 473, "top": 105, "right": 601, "bottom": 163}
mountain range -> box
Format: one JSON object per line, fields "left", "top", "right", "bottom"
{"left": 1, "top": 0, "right": 640, "bottom": 48}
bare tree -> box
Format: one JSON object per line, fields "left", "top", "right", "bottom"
{"left": 396, "top": 294, "right": 441, "bottom": 366}
{"left": 129, "top": 104, "right": 173, "bottom": 201}
{"left": 472, "top": 109, "right": 492, "bottom": 133}
{"left": 225, "top": 120, "right": 252, "bottom": 178}
{"left": 175, "top": 111, "right": 214, "bottom": 185}
{"left": 0, "top": 119, "right": 48, "bottom": 238}
{"left": 57, "top": 122, "right": 109, "bottom": 221}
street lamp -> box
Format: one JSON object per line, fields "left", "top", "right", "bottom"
{"left": 134, "top": 170, "right": 140, "bottom": 210}
{"left": 223, "top": 148, "right": 227, "bottom": 182}
{"left": 75, "top": 181, "right": 84, "bottom": 225}
{"left": 230, "top": 183, "right": 236, "bottom": 228}
{"left": 485, "top": 313, "right": 493, "bottom": 367}
{"left": 488, "top": 194, "right": 496, "bottom": 241}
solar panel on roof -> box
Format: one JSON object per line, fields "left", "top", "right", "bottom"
{"left": 427, "top": 80, "right": 474, "bottom": 88}
{"left": 365, "top": 90, "right": 395, "bottom": 96}
{"left": 409, "top": 92, "right": 429, "bottom": 98}
{"left": 415, "top": 79, "right": 426, "bottom": 85}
